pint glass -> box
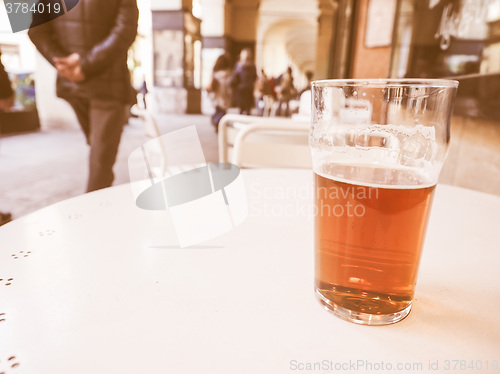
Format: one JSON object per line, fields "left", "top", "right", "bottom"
{"left": 310, "top": 79, "right": 458, "bottom": 325}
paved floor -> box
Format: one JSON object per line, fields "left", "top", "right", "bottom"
{"left": 0, "top": 113, "right": 218, "bottom": 219}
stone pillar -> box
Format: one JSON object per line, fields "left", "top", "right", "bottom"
{"left": 199, "top": 0, "right": 227, "bottom": 85}
{"left": 315, "top": 0, "right": 336, "bottom": 80}
{"left": 227, "top": 1, "right": 258, "bottom": 65}
{"left": 200, "top": 0, "right": 225, "bottom": 36}
{"left": 198, "top": 0, "right": 228, "bottom": 114}
{"left": 149, "top": 0, "right": 201, "bottom": 114}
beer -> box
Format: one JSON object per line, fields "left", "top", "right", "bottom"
{"left": 310, "top": 79, "right": 457, "bottom": 324}
{"left": 314, "top": 164, "right": 435, "bottom": 319}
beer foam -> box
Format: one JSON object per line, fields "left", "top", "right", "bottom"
{"left": 314, "top": 163, "right": 436, "bottom": 189}
{"left": 310, "top": 122, "right": 445, "bottom": 187}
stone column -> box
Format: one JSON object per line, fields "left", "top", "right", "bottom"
{"left": 199, "top": 0, "right": 227, "bottom": 85}
{"left": 198, "top": 0, "right": 228, "bottom": 114}
{"left": 200, "top": 0, "right": 226, "bottom": 37}
{"left": 315, "top": 0, "right": 336, "bottom": 79}
{"left": 149, "top": 0, "right": 198, "bottom": 114}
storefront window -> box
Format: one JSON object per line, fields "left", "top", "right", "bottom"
{"left": 153, "top": 30, "right": 184, "bottom": 87}
{"left": 391, "top": 0, "right": 500, "bottom": 78}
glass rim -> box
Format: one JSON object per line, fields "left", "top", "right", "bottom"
{"left": 311, "top": 78, "right": 459, "bottom": 89}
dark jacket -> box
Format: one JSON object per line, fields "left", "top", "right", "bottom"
{"left": 231, "top": 61, "right": 257, "bottom": 91}
{"left": 0, "top": 54, "right": 13, "bottom": 99}
{"left": 231, "top": 61, "right": 257, "bottom": 109}
{"left": 28, "top": 0, "right": 138, "bottom": 103}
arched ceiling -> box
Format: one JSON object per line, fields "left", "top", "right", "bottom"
{"left": 285, "top": 25, "right": 316, "bottom": 71}
{"left": 260, "top": 19, "right": 316, "bottom": 74}
{"left": 257, "top": 0, "right": 319, "bottom": 76}
{"left": 226, "top": 0, "right": 332, "bottom": 77}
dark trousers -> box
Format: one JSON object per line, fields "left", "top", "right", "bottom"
{"left": 66, "top": 97, "right": 126, "bottom": 192}
{"left": 275, "top": 99, "right": 290, "bottom": 117}
{"left": 211, "top": 106, "right": 226, "bottom": 132}
{"left": 236, "top": 88, "right": 254, "bottom": 115}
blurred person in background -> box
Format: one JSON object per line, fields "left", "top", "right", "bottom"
{"left": 0, "top": 53, "right": 15, "bottom": 225}
{"left": 0, "top": 53, "right": 14, "bottom": 112}
{"left": 207, "top": 53, "right": 232, "bottom": 132}
{"left": 300, "top": 70, "right": 314, "bottom": 95}
{"left": 275, "top": 66, "right": 296, "bottom": 117}
{"left": 28, "top": 0, "right": 138, "bottom": 192}
{"left": 254, "top": 69, "right": 274, "bottom": 116}
{"left": 139, "top": 76, "right": 149, "bottom": 109}
{"left": 230, "top": 48, "right": 257, "bottom": 115}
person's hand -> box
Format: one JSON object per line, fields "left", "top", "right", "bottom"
{"left": 0, "top": 94, "right": 15, "bottom": 112}
{"left": 65, "top": 63, "right": 85, "bottom": 83}
{"left": 54, "top": 53, "right": 85, "bottom": 82}
{"left": 55, "top": 52, "right": 80, "bottom": 67}
{"left": 54, "top": 53, "right": 85, "bottom": 83}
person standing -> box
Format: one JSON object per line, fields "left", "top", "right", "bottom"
{"left": 275, "top": 66, "right": 295, "bottom": 117}
{"left": 254, "top": 69, "right": 273, "bottom": 116}
{"left": 28, "top": 0, "right": 139, "bottom": 192}
{"left": 0, "top": 53, "right": 14, "bottom": 112}
{"left": 300, "top": 70, "right": 314, "bottom": 95}
{"left": 207, "top": 53, "right": 232, "bottom": 132}
{"left": 230, "top": 48, "right": 257, "bottom": 115}
{"left": 139, "top": 77, "right": 148, "bottom": 109}
{"left": 0, "top": 53, "right": 15, "bottom": 225}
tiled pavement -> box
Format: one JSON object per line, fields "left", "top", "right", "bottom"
{"left": 0, "top": 113, "right": 218, "bottom": 220}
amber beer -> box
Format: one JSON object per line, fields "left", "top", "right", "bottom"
{"left": 311, "top": 79, "right": 458, "bottom": 324}
{"left": 314, "top": 166, "right": 436, "bottom": 319}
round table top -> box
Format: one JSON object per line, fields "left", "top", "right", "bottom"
{"left": 1, "top": 169, "right": 499, "bottom": 373}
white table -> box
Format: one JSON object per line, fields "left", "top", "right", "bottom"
{"left": 1, "top": 169, "right": 499, "bottom": 373}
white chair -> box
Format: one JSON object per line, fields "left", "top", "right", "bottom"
{"left": 291, "top": 90, "right": 311, "bottom": 121}
{"left": 131, "top": 104, "right": 168, "bottom": 178}
{"left": 218, "top": 114, "right": 311, "bottom": 165}
{"left": 230, "top": 120, "right": 311, "bottom": 168}
{"left": 218, "top": 114, "right": 272, "bottom": 163}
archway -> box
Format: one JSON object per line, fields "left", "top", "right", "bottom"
{"left": 256, "top": 0, "right": 319, "bottom": 88}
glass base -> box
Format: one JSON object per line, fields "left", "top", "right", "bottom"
{"left": 316, "top": 289, "right": 412, "bottom": 326}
